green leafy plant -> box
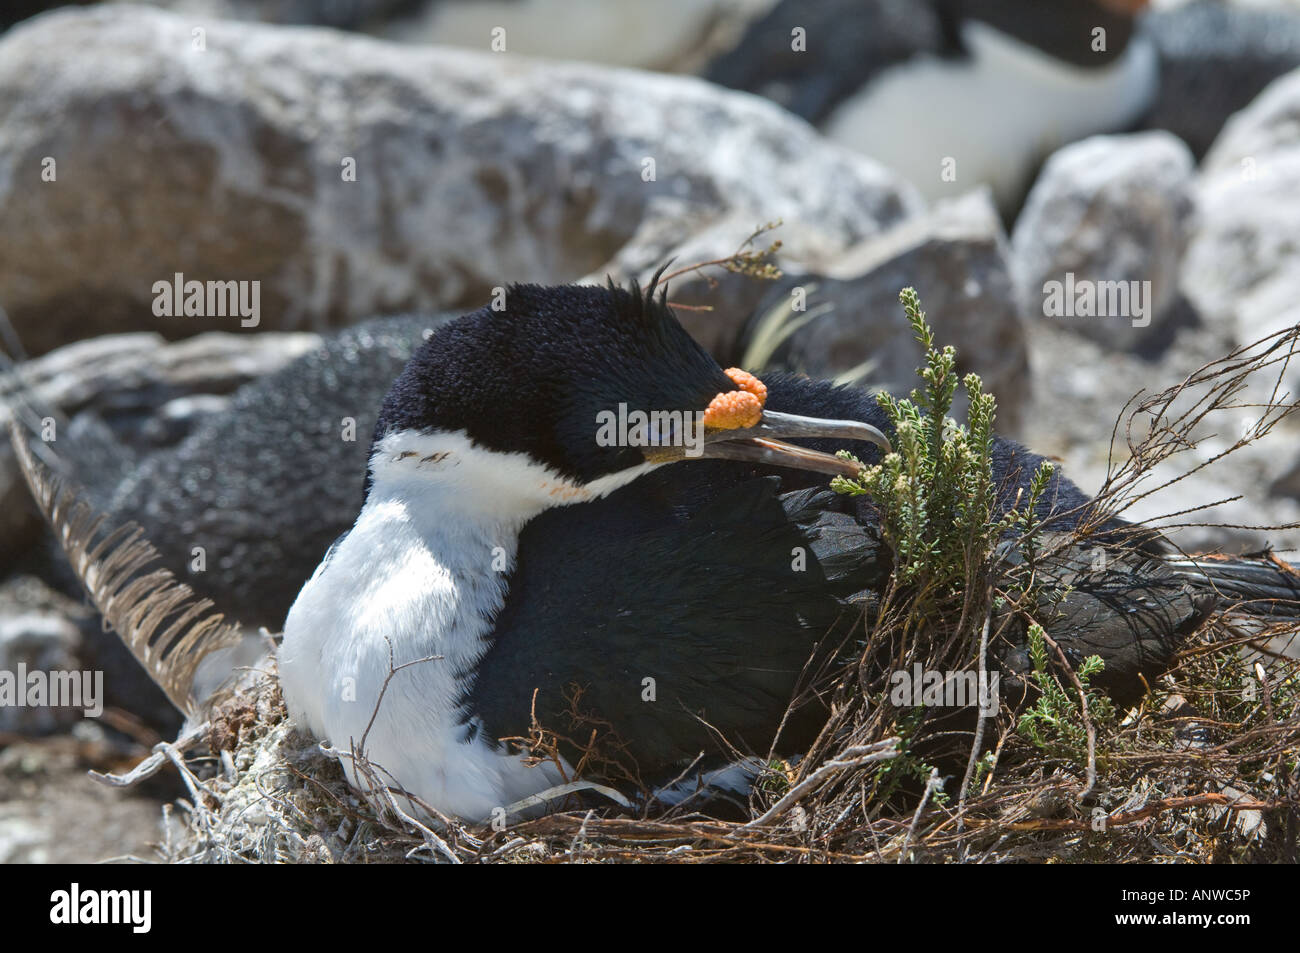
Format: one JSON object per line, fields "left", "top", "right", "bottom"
{"left": 831, "top": 287, "right": 1051, "bottom": 595}
{"left": 830, "top": 289, "right": 1106, "bottom": 771}
{"left": 758, "top": 758, "right": 794, "bottom": 798}
{"left": 1017, "top": 623, "right": 1114, "bottom": 763}
{"left": 969, "top": 750, "right": 997, "bottom": 796}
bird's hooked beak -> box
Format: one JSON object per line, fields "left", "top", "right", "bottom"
{"left": 699, "top": 409, "right": 892, "bottom": 478}
{"left": 644, "top": 368, "right": 892, "bottom": 479}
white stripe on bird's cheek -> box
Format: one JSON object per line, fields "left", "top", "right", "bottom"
{"left": 370, "top": 427, "right": 663, "bottom": 519}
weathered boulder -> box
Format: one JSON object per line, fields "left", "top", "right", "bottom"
{"left": 1011, "top": 132, "right": 1195, "bottom": 351}
{"left": 0, "top": 5, "right": 917, "bottom": 354}
{"left": 1182, "top": 67, "right": 1300, "bottom": 348}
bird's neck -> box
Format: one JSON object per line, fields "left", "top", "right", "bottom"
{"left": 357, "top": 487, "right": 521, "bottom": 660}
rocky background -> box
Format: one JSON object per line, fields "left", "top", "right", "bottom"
{"left": 2, "top": 0, "right": 1300, "bottom": 861}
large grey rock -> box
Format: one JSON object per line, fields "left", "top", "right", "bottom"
{"left": 735, "top": 190, "right": 1029, "bottom": 432}
{"left": 1, "top": 331, "right": 320, "bottom": 426}
{"left": 1011, "top": 132, "right": 1195, "bottom": 351}
{"left": 1013, "top": 82, "right": 1300, "bottom": 557}
{"left": 1202, "top": 64, "right": 1300, "bottom": 170}
{"left": 1182, "top": 67, "right": 1300, "bottom": 348}
{"left": 0, "top": 5, "right": 917, "bottom": 355}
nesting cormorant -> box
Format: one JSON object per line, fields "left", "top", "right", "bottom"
{"left": 705, "top": 0, "right": 1157, "bottom": 213}
{"left": 278, "top": 280, "right": 1298, "bottom": 821}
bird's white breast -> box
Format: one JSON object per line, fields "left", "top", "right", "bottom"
{"left": 278, "top": 428, "right": 657, "bottom": 821}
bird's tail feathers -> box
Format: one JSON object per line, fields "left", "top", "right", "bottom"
{"left": 1164, "top": 550, "right": 1300, "bottom": 620}
{"left": 5, "top": 418, "right": 254, "bottom": 718}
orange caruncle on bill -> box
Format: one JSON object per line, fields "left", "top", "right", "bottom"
{"left": 702, "top": 368, "right": 767, "bottom": 430}
{"left": 724, "top": 367, "right": 767, "bottom": 402}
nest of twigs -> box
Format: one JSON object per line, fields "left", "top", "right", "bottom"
{"left": 153, "top": 620, "right": 1297, "bottom": 864}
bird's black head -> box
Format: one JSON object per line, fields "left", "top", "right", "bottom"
{"left": 373, "top": 278, "right": 735, "bottom": 484}
{"left": 370, "top": 277, "right": 891, "bottom": 503}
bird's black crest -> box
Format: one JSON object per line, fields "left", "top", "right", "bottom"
{"left": 607, "top": 260, "right": 674, "bottom": 330}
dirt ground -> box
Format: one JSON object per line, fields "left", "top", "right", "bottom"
{"left": 0, "top": 734, "right": 180, "bottom": 863}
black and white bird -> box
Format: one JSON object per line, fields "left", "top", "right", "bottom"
{"left": 277, "top": 279, "right": 1296, "bottom": 821}
{"left": 706, "top": 0, "right": 1158, "bottom": 213}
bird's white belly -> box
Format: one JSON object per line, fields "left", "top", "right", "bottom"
{"left": 278, "top": 497, "right": 565, "bottom": 822}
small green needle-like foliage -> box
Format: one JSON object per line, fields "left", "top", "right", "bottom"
{"left": 832, "top": 288, "right": 1097, "bottom": 766}
{"left": 1017, "top": 624, "right": 1114, "bottom": 764}
{"left": 1004, "top": 456, "right": 1055, "bottom": 569}
{"left": 758, "top": 758, "right": 793, "bottom": 797}
{"left": 831, "top": 287, "right": 1051, "bottom": 595}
